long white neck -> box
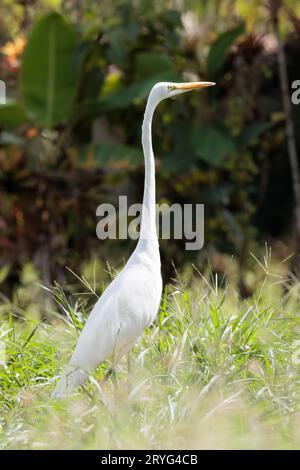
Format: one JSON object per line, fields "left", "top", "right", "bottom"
{"left": 138, "top": 97, "right": 159, "bottom": 257}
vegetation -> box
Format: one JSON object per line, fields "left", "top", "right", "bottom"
{"left": 1, "top": 251, "right": 300, "bottom": 449}
{"left": 1, "top": 0, "right": 300, "bottom": 289}
{"left": 1, "top": 0, "right": 300, "bottom": 450}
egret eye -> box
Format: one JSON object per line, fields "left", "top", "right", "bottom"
{"left": 167, "top": 85, "right": 175, "bottom": 92}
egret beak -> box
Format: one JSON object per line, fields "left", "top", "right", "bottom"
{"left": 174, "top": 81, "right": 216, "bottom": 90}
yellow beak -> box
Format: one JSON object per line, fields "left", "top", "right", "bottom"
{"left": 174, "top": 81, "right": 216, "bottom": 90}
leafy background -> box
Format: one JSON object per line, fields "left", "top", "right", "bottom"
{"left": 1, "top": 0, "right": 300, "bottom": 297}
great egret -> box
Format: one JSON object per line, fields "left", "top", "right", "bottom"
{"left": 52, "top": 80, "right": 215, "bottom": 398}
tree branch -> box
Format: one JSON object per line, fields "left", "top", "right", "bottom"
{"left": 270, "top": 0, "right": 300, "bottom": 243}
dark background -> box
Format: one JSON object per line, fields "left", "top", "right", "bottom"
{"left": 1, "top": 0, "right": 300, "bottom": 297}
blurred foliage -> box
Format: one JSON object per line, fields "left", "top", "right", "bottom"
{"left": 1, "top": 0, "right": 300, "bottom": 290}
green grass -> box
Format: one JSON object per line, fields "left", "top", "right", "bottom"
{"left": 0, "top": 249, "right": 300, "bottom": 449}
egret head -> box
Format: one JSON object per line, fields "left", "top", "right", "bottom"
{"left": 149, "top": 81, "right": 216, "bottom": 106}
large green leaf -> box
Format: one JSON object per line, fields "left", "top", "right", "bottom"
{"left": 0, "top": 103, "right": 28, "bottom": 128}
{"left": 20, "top": 12, "right": 79, "bottom": 128}
{"left": 206, "top": 23, "right": 245, "bottom": 75}
{"left": 192, "top": 125, "right": 236, "bottom": 167}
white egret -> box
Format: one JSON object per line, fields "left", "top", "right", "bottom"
{"left": 52, "top": 80, "right": 215, "bottom": 398}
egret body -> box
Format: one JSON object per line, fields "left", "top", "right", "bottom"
{"left": 52, "top": 81, "right": 215, "bottom": 398}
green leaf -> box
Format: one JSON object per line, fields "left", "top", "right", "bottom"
{"left": 99, "top": 81, "right": 152, "bottom": 110}
{"left": 78, "top": 143, "right": 143, "bottom": 168}
{"left": 106, "top": 27, "right": 129, "bottom": 65}
{"left": 206, "top": 23, "right": 245, "bottom": 75}
{"left": 210, "top": 304, "right": 220, "bottom": 330}
{"left": 135, "top": 52, "right": 175, "bottom": 80}
{"left": 20, "top": 12, "right": 79, "bottom": 128}
{"left": 159, "top": 10, "right": 181, "bottom": 28}
{"left": 192, "top": 125, "right": 236, "bottom": 166}
{"left": 0, "top": 103, "right": 28, "bottom": 128}
{"left": 237, "top": 121, "right": 270, "bottom": 148}
{"left": 98, "top": 52, "right": 180, "bottom": 111}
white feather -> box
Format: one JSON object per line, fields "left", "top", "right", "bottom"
{"left": 52, "top": 81, "right": 214, "bottom": 398}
